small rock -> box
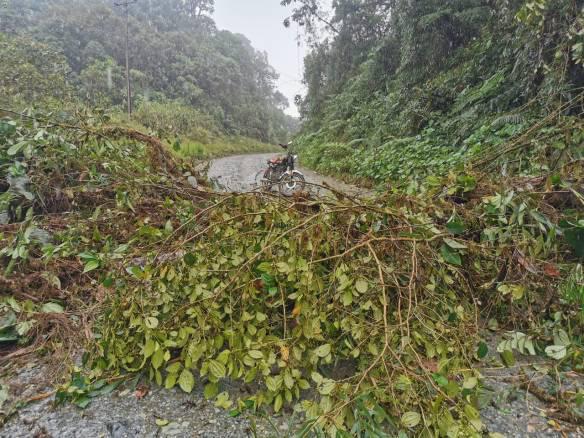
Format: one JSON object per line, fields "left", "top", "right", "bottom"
{"left": 187, "top": 176, "right": 198, "bottom": 189}
{"left": 106, "top": 420, "right": 131, "bottom": 438}
{"left": 160, "top": 422, "right": 183, "bottom": 436}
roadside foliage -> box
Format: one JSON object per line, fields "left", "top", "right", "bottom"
{"left": 291, "top": 0, "right": 584, "bottom": 185}
{"left": 1, "top": 0, "right": 583, "bottom": 435}
{"left": 1, "top": 107, "right": 582, "bottom": 435}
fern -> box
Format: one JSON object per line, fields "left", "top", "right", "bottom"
{"left": 451, "top": 71, "right": 505, "bottom": 114}
{"left": 418, "top": 9, "right": 453, "bottom": 29}
{"left": 491, "top": 114, "right": 525, "bottom": 129}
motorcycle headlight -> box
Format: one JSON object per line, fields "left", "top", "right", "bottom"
{"left": 293, "top": 155, "right": 298, "bottom": 160}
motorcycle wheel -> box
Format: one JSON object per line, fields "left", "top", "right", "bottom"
{"left": 254, "top": 169, "right": 271, "bottom": 191}
{"left": 278, "top": 172, "right": 306, "bottom": 197}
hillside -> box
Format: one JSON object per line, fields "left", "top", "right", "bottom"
{"left": 0, "top": 0, "right": 297, "bottom": 145}
{"left": 286, "top": 0, "right": 583, "bottom": 183}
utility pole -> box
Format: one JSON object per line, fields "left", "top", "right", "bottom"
{"left": 114, "top": 0, "right": 137, "bottom": 119}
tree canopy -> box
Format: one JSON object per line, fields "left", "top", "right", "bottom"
{"left": 288, "top": 0, "right": 584, "bottom": 181}
{"left": 0, "top": 0, "right": 296, "bottom": 143}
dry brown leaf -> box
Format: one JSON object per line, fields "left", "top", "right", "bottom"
{"left": 291, "top": 304, "right": 301, "bottom": 318}
{"left": 543, "top": 263, "right": 561, "bottom": 278}
{"left": 514, "top": 249, "right": 537, "bottom": 274}
{"left": 135, "top": 384, "right": 149, "bottom": 400}
{"left": 280, "top": 345, "right": 290, "bottom": 362}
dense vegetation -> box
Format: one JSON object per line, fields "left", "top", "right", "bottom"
{"left": 285, "top": 0, "right": 583, "bottom": 183}
{"left": 2, "top": 109, "right": 581, "bottom": 435}
{"left": 0, "top": 0, "right": 297, "bottom": 144}
{"left": 0, "top": 0, "right": 583, "bottom": 436}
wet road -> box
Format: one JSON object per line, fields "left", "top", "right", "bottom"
{"left": 207, "top": 153, "right": 370, "bottom": 197}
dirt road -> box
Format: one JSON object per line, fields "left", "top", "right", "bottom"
{"left": 207, "top": 153, "right": 370, "bottom": 197}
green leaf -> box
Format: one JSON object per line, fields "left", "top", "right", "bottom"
{"left": 156, "top": 419, "right": 169, "bottom": 426}
{"left": 500, "top": 350, "right": 515, "bottom": 367}
{"left": 164, "top": 373, "right": 177, "bottom": 389}
{"left": 7, "top": 141, "right": 27, "bottom": 156}
{"left": 208, "top": 360, "right": 226, "bottom": 379}
{"left": 463, "top": 377, "right": 478, "bottom": 389}
{"left": 315, "top": 344, "right": 331, "bottom": 358}
{"left": 183, "top": 253, "right": 196, "bottom": 266}
{"left": 0, "top": 330, "right": 18, "bottom": 342}
{"left": 443, "top": 238, "right": 468, "bottom": 250}
{"left": 83, "top": 260, "right": 100, "bottom": 273}
{"left": 151, "top": 348, "right": 165, "bottom": 369}
{"left": 498, "top": 284, "right": 525, "bottom": 300}
{"left": 74, "top": 396, "right": 91, "bottom": 409}
{"left": 166, "top": 362, "right": 182, "bottom": 374}
{"left": 256, "top": 262, "right": 272, "bottom": 273}
{"left": 545, "top": 345, "right": 567, "bottom": 360}
{"left": 284, "top": 372, "right": 294, "bottom": 390}
{"left": 178, "top": 369, "right": 195, "bottom": 393}
{"left": 248, "top": 350, "right": 263, "bottom": 360}
{"left": 41, "top": 302, "right": 64, "bottom": 313}
{"left": 126, "top": 266, "right": 143, "bottom": 278}
{"left": 441, "top": 244, "right": 462, "bottom": 266}
{"left": 276, "top": 262, "right": 290, "bottom": 273}
{"left": 355, "top": 279, "right": 369, "bottom": 293}
{"left": 215, "top": 391, "right": 232, "bottom": 409}
{"left": 298, "top": 379, "right": 310, "bottom": 390}
{"left": 401, "top": 411, "right": 421, "bottom": 428}
{"left": 274, "top": 393, "right": 283, "bottom": 413}
{"left": 145, "top": 317, "right": 159, "bottom": 329}
{"left": 511, "top": 285, "right": 525, "bottom": 301}
{"left": 319, "top": 379, "right": 336, "bottom": 395}
{"left": 87, "top": 381, "right": 120, "bottom": 398}
{"left": 144, "top": 339, "right": 156, "bottom": 358}
{"left": 311, "top": 372, "right": 323, "bottom": 384}
{"left": 554, "top": 329, "right": 571, "bottom": 347}
{"left": 342, "top": 290, "right": 353, "bottom": 306}
{"left": 446, "top": 218, "right": 465, "bottom": 235}
{"left": 432, "top": 373, "right": 448, "bottom": 387}
{"left": 445, "top": 381, "right": 460, "bottom": 397}
{"left": 265, "top": 376, "right": 280, "bottom": 392}
{"left": 477, "top": 342, "right": 488, "bottom": 359}
{"left": 204, "top": 382, "right": 219, "bottom": 399}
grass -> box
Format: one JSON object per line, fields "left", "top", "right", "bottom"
{"left": 110, "top": 113, "right": 279, "bottom": 159}
{"left": 176, "top": 136, "right": 279, "bottom": 159}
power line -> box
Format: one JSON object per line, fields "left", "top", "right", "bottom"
{"left": 114, "top": 0, "right": 137, "bottom": 119}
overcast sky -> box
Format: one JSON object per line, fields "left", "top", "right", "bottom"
{"left": 213, "top": 0, "right": 308, "bottom": 117}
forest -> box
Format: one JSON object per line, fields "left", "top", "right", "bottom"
{"left": 0, "top": 0, "right": 583, "bottom": 437}
{"left": 0, "top": 0, "right": 297, "bottom": 147}
{"left": 285, "top": 0, "right": 584, "bottom": 183}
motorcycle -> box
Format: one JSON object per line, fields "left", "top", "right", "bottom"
{"left": 255, "top": 143, "right": 306, "bottom": 196}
